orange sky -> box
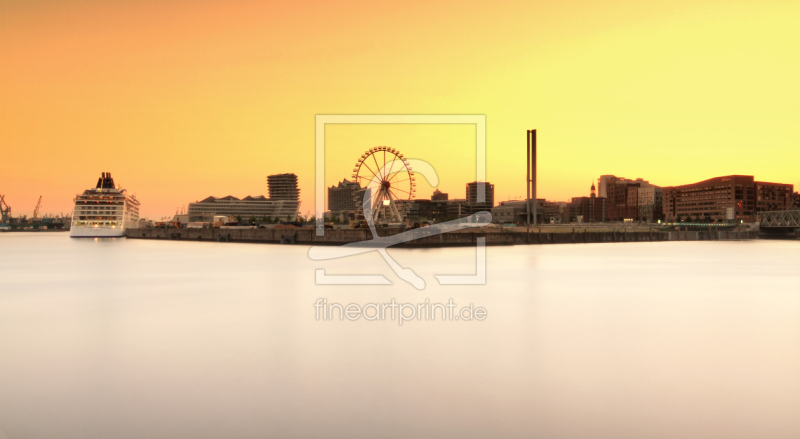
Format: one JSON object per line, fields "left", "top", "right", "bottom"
{"left": 1, "top": 0, "right": 798, "bottom": 219}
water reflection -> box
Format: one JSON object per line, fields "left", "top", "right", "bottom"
{"left": 1, "top": 233, "right": 798, "bottom": 439}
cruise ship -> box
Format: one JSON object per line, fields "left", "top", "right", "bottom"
{"left": 70, "top": 172, "right": 140, "bottom": 238}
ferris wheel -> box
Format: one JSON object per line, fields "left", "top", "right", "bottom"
{"left": 351, "top": 146, "right": 415, "bottom": 223}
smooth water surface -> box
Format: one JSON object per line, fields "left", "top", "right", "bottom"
{"left": 1, "top": 233, "right": 798, "bottom": 438}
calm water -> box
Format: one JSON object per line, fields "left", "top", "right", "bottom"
{"left": 0, "top": 233, "right": 798, "bottom": 439}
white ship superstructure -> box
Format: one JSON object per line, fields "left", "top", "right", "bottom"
{"left": 70, "top": 172, "right": 140, "bottom": 238}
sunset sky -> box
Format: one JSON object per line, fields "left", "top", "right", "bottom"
{"left": 2, "top": 0, "right": 798, "bottom": 219}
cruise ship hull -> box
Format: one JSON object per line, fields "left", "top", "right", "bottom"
{"left": 70, "top": 226, "right": 126, "bottom": 238}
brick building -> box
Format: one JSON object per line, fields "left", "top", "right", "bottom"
{"left": 600, "top": 176, "right": 654, "bottom": 221}
{"left": 756, "top": 181, "right": 795, "bottom": 212}
{"left": 562, "top": 184, "right": 606, "bottom": 223}
{"left": 569, "top": 184, "right": 605, "bottom": 222}
{"left": 662, "top": 175, "right": 794, "bottom": 222}
{"left": 637, "top": 186, "right": 664, "bottom": 222}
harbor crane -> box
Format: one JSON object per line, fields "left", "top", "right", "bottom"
{"left": 0, "top": 194, "right": 10, "bottom": 223}
{"left": 33, "top": 196, "right": 42, "bottom": 220}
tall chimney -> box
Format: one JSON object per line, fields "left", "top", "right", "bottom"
{"left": 531, "top": 129, "right": 537, "bottom": 225}
{"left": 527, "top": 131, "right": 531, "bottom": 225}
{"left": 527, "top": 129, "right": 537, "bottom": 225}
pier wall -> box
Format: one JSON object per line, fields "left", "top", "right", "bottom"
{"left": 126, "top": 228, "right": 759, "bottom": 246}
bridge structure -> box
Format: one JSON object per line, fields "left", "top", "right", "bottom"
{"left": 758, "top": 210, "right": 800, "bottom": 228}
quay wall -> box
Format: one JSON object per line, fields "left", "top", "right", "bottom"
{"left": 125, "top": 227, "right": 760, "bottom": 246}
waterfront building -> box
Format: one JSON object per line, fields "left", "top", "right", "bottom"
{"left": 564, "top": 183, "right": 608, "bottom": 223}
{"left": 447, "top": 198, "right": 470, "bottom": 218}
{"left": 567, "top": 197, "right": 607, "bottom": 223}
{"left": 466, "top": 181, "right": 495, "bottom": 208}
{"left": 540, "top": 199, "right": 566, "bottom": 223}
{"left": 430, "top": 200, "right": 449, "bottom": 219}
{"left": 793, "top": 192, "right": 800, "bottom": 209}
{"left": 597, "top": 175, "right": 644, "bottom": 198}
{"left": 637, "top": 185, "right": 664, "bottom": 222}
{"left": 756, "top": 181, "right": 795, "bottom": 212}
{"left": 327, "top": 179, "right": 361, "bottom": 213}
{"left": 406, "top": 192, "right": 452, "bottom": 222}
{"left": 355, "top": 183, "right": 492, "bottom": 222}
{"left": 267, "top": 173, "right": 300, "bottom": 201}
{"left": 188, "top": 195, "right": 299, "bottom": 222}
{"left": 406, "top": 199, "right": 431, "bottom": 220}
{"left": 431, "top": 189, "right": 449, "bottom": 201}
{"left": 188, "top": 173, "right": 301, "bottom": 222}
{"left": 662, "top": 175, "right": 794, "bottom": 222}
{"left": 559, "top": 203, "right": 571, "bottom": 223}
{"left": 491, "top": 199, "right": 544, "bottom": 224}
{"left": 597, "top": 175, "right": 615, "bottom": 198}
{"left": 600, "top": 176, "right": 656, "bottom": 221}
{"left": 564, "top": 200, "right": 579, "bottom": 223}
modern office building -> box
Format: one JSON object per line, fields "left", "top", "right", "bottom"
{"left": 267, "top": 173, "right": 300, "bottom": 201}
{"left": 406, "top": 190, "right": 457, "bottom": 221}
{"left": 662, "top": 175, "right": 794, "bottom": 222}
{"left": 327, "top": 179, "right": 361, "bottom": 212}
{"left": 597, "top": 175, "right": 645, "bottom": 198}
{"left": 406, "top": 200, "right": 445, "bottom": 221}
{"left": 447, "top": 199, "right": 470, "bottom": 218}
{"left": 637, "top": 185, "right": 664, "bottom": 222}
{"left": 466, "top": 181, "right": 495, "bottom": 208}
{"left": 430, "top": 200, "right": 449, "bottom": 219}
{"left": 431, "top": 189, "right": 449, "bottom": 201}
{"left": 406, "top": 200, "right": 431, "bottom": 220}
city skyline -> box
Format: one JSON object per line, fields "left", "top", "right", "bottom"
{"left": 3, "top": 1, "right": 800, "bottom": 219}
